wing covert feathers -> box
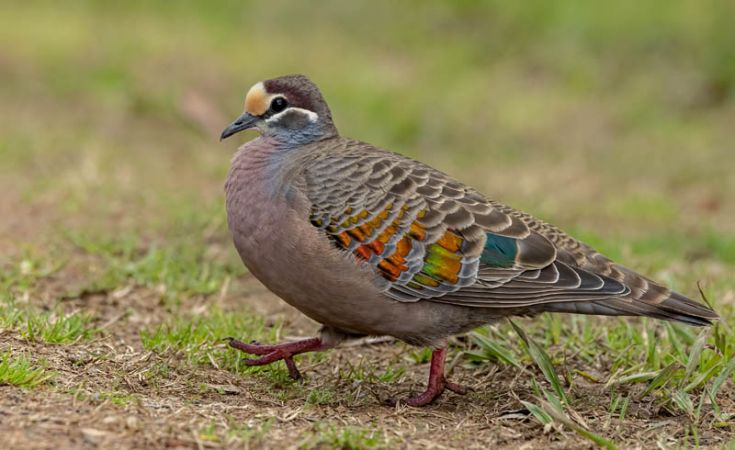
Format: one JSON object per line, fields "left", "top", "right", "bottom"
{"left": 304, "top": 140, "right": 718, "bottom": 326}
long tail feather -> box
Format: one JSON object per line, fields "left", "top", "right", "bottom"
{"left": 543, "top": 288, "right": 718, "bottom": 326}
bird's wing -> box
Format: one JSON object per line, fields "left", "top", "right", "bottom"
{"left": 304, "top": 141, "right": 717, "bottom": 325}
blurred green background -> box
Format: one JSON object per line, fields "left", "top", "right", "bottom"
{"left": 1, "top": 0, "right": 734, "bottom": 286}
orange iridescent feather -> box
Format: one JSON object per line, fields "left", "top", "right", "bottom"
{"left": 435, "top": 232, "right": 462, "bottom": 253}
{"left": 326, "top": 206, "right": 467, "bottom": 289}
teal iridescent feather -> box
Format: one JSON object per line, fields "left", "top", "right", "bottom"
{"left": 480, "top": 233, "right": 517, "bottom": 268}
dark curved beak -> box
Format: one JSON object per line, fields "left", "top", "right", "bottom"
{"left": 220, "top": 112, "right": 259, "bottom": 141}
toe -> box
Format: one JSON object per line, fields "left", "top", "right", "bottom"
{"left": 283, "top": 357, "right": 302, "bottom": 380}
{"left": 445, "top": 380, "right": 468, "bottom": 395}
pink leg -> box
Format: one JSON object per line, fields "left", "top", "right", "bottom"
{"left": 225, "top": 337, "right": 327, "bottom": 380}
{"left": 387, "top": 346, "right": 467, "bottom": 407}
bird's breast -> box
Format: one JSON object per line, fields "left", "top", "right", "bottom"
{"left": 224, "top": 144, "right": 386, "bottom": 329}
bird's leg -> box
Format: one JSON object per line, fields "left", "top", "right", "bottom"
{"left": 225, "top": 336, "right": 328, "bottom": 380}
{"left": 387, "top": 346, "right": 467, "bottom": 407}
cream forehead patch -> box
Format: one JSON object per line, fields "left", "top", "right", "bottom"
{"left": 244, "top": 82, "right": 271, "bottom": 116}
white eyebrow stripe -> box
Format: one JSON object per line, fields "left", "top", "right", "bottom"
{"left": 265, "top": 107, "right": 319, "bottom": 124}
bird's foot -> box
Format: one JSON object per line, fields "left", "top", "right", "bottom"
{"left": 225, "top": 336, "right": 325, "bottom": 380}
{"left": 386, "top": 377, "right": 467, "bottom": 407}
{"left": 385, "top": 346, "right": 468, "bottom": 407}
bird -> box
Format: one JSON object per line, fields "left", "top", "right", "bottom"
{"left": 219, "top": 74, "right": 718, "bottom": 407}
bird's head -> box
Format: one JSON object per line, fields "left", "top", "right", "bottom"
{"left": 220, "top": 74, "right": 337, "bottom": 144}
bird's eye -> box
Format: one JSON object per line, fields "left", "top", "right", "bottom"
{"left": 270, "top": 97, "right": 288, "bottom": 113}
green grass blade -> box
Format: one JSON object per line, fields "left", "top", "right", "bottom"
{"left": 640, "top": 362, "right": 680, "bottom": 398}
{"left": 510, "top": 319, "right": 567, "bottom": 404}
{"left": 468, "top": 331, "right": 523, "bottom": 369}
{"left": 0, "top": 351, "right": 54, "bottom": 388}
{"left": 538, "top": 399, "right": 618, "bottom": 450}
{"left": 681, "top": 328, "right": 709, "bottom": 388}
{"left": 684, "top": 361, "right": 722, "bottom": 393}
{"left": 709, "top": 354, "right": 735, "bottom": 400}
{"left": 520, "top": 400, "right": 553, "bottom": 426}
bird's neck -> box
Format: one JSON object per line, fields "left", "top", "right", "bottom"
{"left": 263, "top": 121, "right": 338, "bottom": 147}
{"left": 228, "top": 137, "right": 310, "bottom": 199}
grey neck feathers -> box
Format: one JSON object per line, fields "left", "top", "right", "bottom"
{"left": 264, "top": 120, "right": 337, "bottom": 146}
{"left": 232, "top": 137, "right": 321, "bottom": 200}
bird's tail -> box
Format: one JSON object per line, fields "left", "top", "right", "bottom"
{"left": 543, "top": 267, "right": 718, "bottom": 327}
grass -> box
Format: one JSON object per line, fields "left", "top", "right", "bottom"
{"left": 0, "top": 0, "right": 734, "bottom": 448}
{"left": 22, "top": 310, "right": 98, "bottom": 344}
{"left": 198, "top": 418, "right": 274, "bottom": 448}
{"left": 465, "top": 311, "right": 735, "bottom": 447}
{"left": 305, "top": 386, "right": 338, "bottom": 406}
{"left": 1, "top": 296, "right": 98, "bottom": 344}
{"left": 140, "top": 307, "right": 282, "bottom": 374}
{"left": 63, "top": 227, "right": 244, "bottom": 303}
{"left": 0, "top": 351, "right": 54, "bottom": 388}
{"left": 298, "top": 424, "right": 393, "bottom": 450}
